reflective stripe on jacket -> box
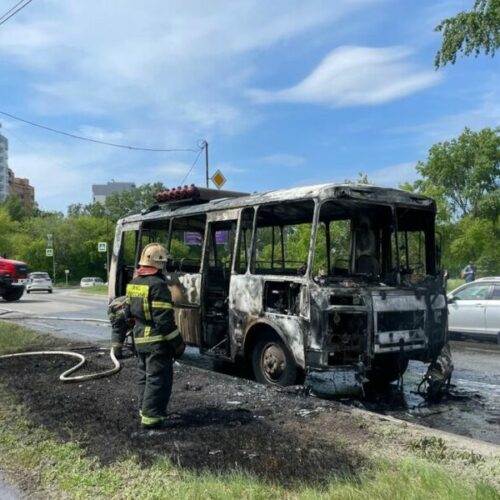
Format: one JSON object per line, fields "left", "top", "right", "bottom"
{"left": 126, "top": 272, "right": 179, "bottom": 352}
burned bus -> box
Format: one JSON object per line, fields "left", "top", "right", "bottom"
{"left": 109, "top": 183, "right": 448, "bottom": 389}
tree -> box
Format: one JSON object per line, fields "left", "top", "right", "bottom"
{"left": 11, "top": 215, "right": 110, "bottom": 281}
{"left": 415, "top": 127, "right": 500, "bottom": 219}
{"left": 0, "top": 195, "right": 36, "bottom": 221}
{"left": 0, "top": 208, "right": 17, "bottom": 257}
{"left": 103, "top": 182, "right": 165, "bottom": 221}
{"left": 449, "top": 216, "right": 500, "bottom": 275}
{"left": 435, "top": 0, "right": 500, "bottom": 67}
{"left": 68, "top": 183, "right": 166, "bottom": 221}
{"left": 67, "top": 202, "right": 106, "bottom": 218}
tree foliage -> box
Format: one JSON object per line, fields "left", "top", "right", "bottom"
{"left": 1, "top": 183, "right": 164, "bottom": 282}
{"left": 67, "top": 182, "right": 165, "bottom": 222}
{"left": 415, "top": 127, "right": 500, "bottom": 219}
{"left": 435, "top": 0, "right": 500, "bottom": 67}
{"left": 0, "top": 208, "right": 17, "bottom": 257}
{"left": 407, "top": 127, "right": 500, "bottom": 277}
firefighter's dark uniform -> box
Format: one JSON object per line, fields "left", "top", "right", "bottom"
{"left": 126, "top": 270, "right": 182, "bottom": 428}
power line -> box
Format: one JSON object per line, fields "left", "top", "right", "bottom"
{"left": 0, "top": 0, "right": 27, "bottom": 22}
{"left": 179, "top": 146, "right": 204, "bottom": 185}
{"left": 0, "top": 111, "right": 201, "bottom": 152}
{"left": 0, "top": 0, "right": 33, "bottom": 26}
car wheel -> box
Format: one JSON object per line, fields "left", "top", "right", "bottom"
{"left": 2, "top": 288, "right": 24, "bottom": 302}
{"left": 48, "top": 290, "right": 53, "bottom": 294}
{"left": 26, "top": 290, "right": 30, "bottom": 294}
{"left": 251, "top": 336, "right": 298, "bottom": 386}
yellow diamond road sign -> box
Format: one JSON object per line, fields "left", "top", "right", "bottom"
{"left": 211, "top": 169, "right": 226, "bottom": 190}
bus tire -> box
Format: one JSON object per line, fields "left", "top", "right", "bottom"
{"left": 252, "top": 336, "right": 298, "bottom": 386}
{"left": 366, "top": 354, "right": 409, "bottom": 386}
{"left": 2, "top": 287, "right": 24, "bottom": 302}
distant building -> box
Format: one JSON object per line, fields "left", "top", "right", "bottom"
{"left": 0, "top": 124, "right": 36, "bottom": 209}
{"left": 0, "top": 125, "right": 8, "bottom": 202}
{"left": 9, "top": 169, "right": 35, "bottom": 209}
{"left": 92, "top": 181, "right": 136, "bottom": 204}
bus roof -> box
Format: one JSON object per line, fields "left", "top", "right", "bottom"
{"left": 118, "top": 182, "right": 435, "bottom": 225}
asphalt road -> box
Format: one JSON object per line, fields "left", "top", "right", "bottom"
{"left": 0, "top": 288, "right": 110, "bottom": 343}
{"left": 1, "top": 288, "right": 499, "bottom": 445}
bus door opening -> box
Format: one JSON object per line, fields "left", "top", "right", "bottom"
{"left": 202, "top": 219, "right": 237, "bottom": 356}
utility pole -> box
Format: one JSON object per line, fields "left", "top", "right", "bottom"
{"left": 204, "top": 141, "right": 209, "bottom": 188}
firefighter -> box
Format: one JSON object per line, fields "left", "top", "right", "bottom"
{"left": 126, "top": 242, "right": 185, "bottom": 429}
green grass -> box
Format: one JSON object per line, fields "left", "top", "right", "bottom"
{"left": 0, "top": 322, "right": 498, "bottom": 499}
{"left": 79, "top": 284, "right": 108, "bottom": 295}
{"left": 447, "top": 278, "right": 464, "bottom": 292}
{"left": 0, "top": 396, "right": 497, "bottom": 500}
{"left": 0, "top": 321, "right": 61, "bottom": 354}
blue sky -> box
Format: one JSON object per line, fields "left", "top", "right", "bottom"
{"left": 0, "top": 0, "right": 498, "bottom": 212}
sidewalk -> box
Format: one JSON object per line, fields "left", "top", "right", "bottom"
{"left": 0, "top": 472, "right": 20, "bottom": 500}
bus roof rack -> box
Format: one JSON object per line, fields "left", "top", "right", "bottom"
{"left": 154, "top": 185, "right": 248, "bottom": 207}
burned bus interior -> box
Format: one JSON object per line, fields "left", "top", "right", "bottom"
{"left": 111, "top": 183, "right": 447, "bottom": 389}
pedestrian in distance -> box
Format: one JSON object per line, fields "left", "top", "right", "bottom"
{"left": 461, "top": 260, "right": 476, "bottom": 283}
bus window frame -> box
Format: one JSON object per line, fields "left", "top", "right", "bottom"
{"left": 250, "top": 199, "right": 319, "bottom": 278}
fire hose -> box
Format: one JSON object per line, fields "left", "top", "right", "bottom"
{"left": 0, "top": 347, "right": 121, "bottom": 382}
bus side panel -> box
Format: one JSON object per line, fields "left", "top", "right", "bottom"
{"left": 229, "top": 274, "right": 263, "bottom": 358}
{"left": 172, "top": 273, "right": 202, "bottom": 347}
{"left": 108, "top": 223, "right": 122, "bottom": 300}
{"left": 229, "top": 274, "right": 307, "bottom": 368}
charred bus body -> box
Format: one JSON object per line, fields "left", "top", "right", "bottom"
{"left": 109, "top": 183, "right": 448, "bottom": 388}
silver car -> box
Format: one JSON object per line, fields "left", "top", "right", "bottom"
{"left": 26, "top": 272, "right": 53, "bottom": 294}
{"left": 448, "top": 277, "right": 500, "bottom": 344}
{"left": 80, "top": 277, "right": 104, "bottom": 288}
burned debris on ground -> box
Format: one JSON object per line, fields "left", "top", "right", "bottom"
{"left": 0, "top": 351, "right": 370, "bottom": 486}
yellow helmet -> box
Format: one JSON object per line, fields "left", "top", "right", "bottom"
{"left": 138, "top": 243, "right": 169, "bottom": 269}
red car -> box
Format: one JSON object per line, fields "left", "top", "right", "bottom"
{"left": 0, "top": 258, "right": 29, "bottom": 301}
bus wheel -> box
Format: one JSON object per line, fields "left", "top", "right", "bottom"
{"left": 1, "top": 287, "right": 24, "bottom": 302}
{"left": 252, "top": 337, "right": 298, "bottom": 386}
{"left": 366, "top": 354, "right": 409, "bottom": 386}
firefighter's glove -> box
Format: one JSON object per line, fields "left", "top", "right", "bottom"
{"left": 171, "top": 334, "right": 186, "bottom": 359}
{"left": 108, "top": 296, "right": 128, "bottom": 323}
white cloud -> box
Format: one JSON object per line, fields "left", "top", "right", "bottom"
{"left": 0, "top": 0, "right": 376, "bottom": 131}
{"left": 262, "top": 154, "right": 305, "bottom": 167}
{"left": 9, "top": 151, "right": 97, "bottom": 203}
{"left": 250, "top": 46, "right": 441, "bottom": 107}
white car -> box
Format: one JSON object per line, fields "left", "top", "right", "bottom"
{"left": 447, "top": 277, "right": 500, "bottom": 344}
{"left": 26, "top": 272, "right": 53, "bottom": 294}
{"left": 80, "top": 277, "right": 104, "bottom": 288}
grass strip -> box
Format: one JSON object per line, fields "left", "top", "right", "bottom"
{"left": 0, "top": 322, "right": 498, "bottom": 499}
{"left": 79, "top": 285, "right": 108, "bottom": 295}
